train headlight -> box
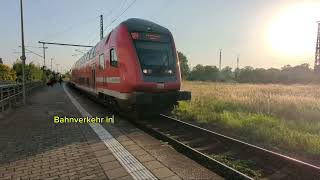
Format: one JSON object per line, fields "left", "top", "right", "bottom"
{"left": 165, "top": 69, "right": 173, "bottom": 74}
{"left": 143, "top": 69, "right": 152, "bottom": 74}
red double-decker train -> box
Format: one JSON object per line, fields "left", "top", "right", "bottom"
{"left": 70, "top": 18, "right": 191, "bottom": 114}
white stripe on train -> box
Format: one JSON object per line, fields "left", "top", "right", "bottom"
{"left": 72, "top": 83, "right": 131, "bottom": 100}
{"left": 96, "top": 76, "right": 121, "bottom": 83}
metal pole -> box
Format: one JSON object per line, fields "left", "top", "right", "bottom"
{"left": 236, "top": 55, "right": 239, "bottom": 80}
{"left": 237, "top": 55, "right": 239, "bottom": 69}
{"left": 20, "top": 0, "right": 26, "bottom": 105}
{"left": 51, "top": 58, "right": 53, "bottom": 71}
{"left": 56, "top": 64, "right": 60, "bottom": 73}
{"left": 100, "top": 15, "right": 103, "bottom": 40}
{"left": 38, "top": 41, "right": 93, "bottom": 48}
{"left": 42, "top": 43, "right": 46, "bottom": 68}
{"left": 315, "top": 21, "right": 320, "bottom": 72}
{"left": 219, "top": 49, "right": 222, "bottom": 70}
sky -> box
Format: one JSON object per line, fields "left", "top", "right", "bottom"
{"left": 1, "top": 0, "right": 320, "bottom": 73}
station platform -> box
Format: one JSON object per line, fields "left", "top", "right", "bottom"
{"left": 0, "top": 83, "right": 221, "bottom": 180}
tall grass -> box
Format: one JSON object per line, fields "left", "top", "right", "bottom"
{"left": 173, "top": 81, "right": 320, "bottom": 156}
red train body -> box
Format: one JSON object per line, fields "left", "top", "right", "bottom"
{"left": 70, "top": 18, "right": 190, "bottom": 113}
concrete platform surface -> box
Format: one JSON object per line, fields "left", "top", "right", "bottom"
{"left": 0, "top": 83, "right": 222, "bottom": 180}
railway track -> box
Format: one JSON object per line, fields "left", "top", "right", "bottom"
{"left": 68, "top": 84, "right": 320, "bottom": 179}
{"left": 130, "top": 114, "right": 320, "bottom": 180}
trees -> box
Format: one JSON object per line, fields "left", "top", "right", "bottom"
{"left": 28, "top": 63, "right": 43, "bottom": 80}
{"left": 13, "top": 60, "right": 43, "bottom": 82}
{"left": 219, "top": 66, "right": 233, "bottom": 82}
{"left": 188, "top": 64, "right": 219, "bottom": 81}
{"left": 0, "top": 64, "right": 16, "bottom": 81}
{"left": 184, "top": 59, "right": 319, "bottom": 84}
{"left": 177, "top": 51, "right": 190, "bottom": 80}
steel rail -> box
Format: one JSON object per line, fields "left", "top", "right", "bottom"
{"left": 154, "top": 114, "right": 320, "bottom": 179}
{"left": 129, "top": 114, "right": 320, "bottom": 179}
{"left": 160, "top": 114, "right": 320, "bottom": 170}
{"left": 129, "top": 117, "right": 252, "bottom": 180}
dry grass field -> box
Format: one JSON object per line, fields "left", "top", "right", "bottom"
{"left": 173, "top": 81, "right": 320, "bottom": 160}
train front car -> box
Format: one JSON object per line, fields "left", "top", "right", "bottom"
{"left": 117, "top": 18, "right": 191, "bottom": 114}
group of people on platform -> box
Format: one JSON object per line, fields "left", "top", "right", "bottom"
{"left": 46, "top": 76, "right": 63, "bottom": 87}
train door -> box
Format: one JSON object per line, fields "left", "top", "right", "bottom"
{"left": 98, "top": 53, "right": 107, "bottom": 88}
{"left": 91, "top": 63, "right": 96, "bottom": 89}
{"left": 108, "top": 48, "right": 121, "bottom": 91}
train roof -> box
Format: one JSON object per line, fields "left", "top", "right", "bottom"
{"left": 72, "top": 18, "right": 171, "bottom": 69}
{"left": 122, "top": 18, "right": 171, "bottom": 34}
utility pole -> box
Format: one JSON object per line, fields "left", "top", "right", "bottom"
{"left": 19, "top": 0, "right": 26, "bottom": 105}
{"left": 235, "top": 55, "right": 239, "bottom": 80}
{"left": 42, "top": 43, "right": 45, "bottom": 68}
{"left": 315, "top": 21, "right": 320, "bottom": 73}
{"left": 237, "top": 55, "right": 239, "bottom": 70}
{"left": 51, "top": 58, "right": 53, "bottom": 71}
{"left": 56, "top": 64, "right": 60, "bottom": 73}
{"left": 100, "top": 14, "right": 103, "bottom": 40}
{"left": 37, "top": 42, "right": 48, "bottom": 68}
{"left": 219, "top": 49, "right": 222, "bottom": 70}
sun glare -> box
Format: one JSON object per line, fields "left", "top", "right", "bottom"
{"left": 266, "top": 3, "right": 320, "bottom": 56}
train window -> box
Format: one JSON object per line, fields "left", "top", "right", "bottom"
{"left": 84, "top": 53, "right": 87, "bottom": 61}
{"left": 92, "top": 46, "right": 96, "bottom": 57}
{"left": 90, "top": 48, "right": 95, "bottom": 59}
{"left": 88, "top": 49, "right": 92, "bottom": 59}
{"left": 110, "top": 48, "right": 118, "bottom": 67}
{"left": 99, "top": 54, "right": 104, "bottom": 70}
{"left": 134, "top": 41, "right": 176, "bottom": 76}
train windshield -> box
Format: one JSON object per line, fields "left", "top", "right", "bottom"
{"left": 134, "top": 41, "right": 176, "bottom": 76}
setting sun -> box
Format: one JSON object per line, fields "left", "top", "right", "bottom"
{"left": 266, "top": 3, "right": 320, "bottom": 56}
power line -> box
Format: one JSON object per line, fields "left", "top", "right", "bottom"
{"left": 86, "top": 0, "right": 137, "bottom": 46}
{"left": 103, "top": 0, "right": 137, "bottom": 34}
{"left": 41, "top": 15, "right": 99, "bottom": 41}
{"left": 149, "top": 0, "right": 171, "bottom": 20}
{"left": 85, "top": 0, "right": 127, "bottom": 46}
{"left": 25, "top": 48, "right": 43, "bottom": 58}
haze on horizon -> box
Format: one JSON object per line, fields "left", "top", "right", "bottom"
{"left": 1, "top": 0, "right": 320, "bottom": 73}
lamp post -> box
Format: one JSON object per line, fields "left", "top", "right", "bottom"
{"left": 19, "top": 0, "right": 26, "bottom": 104}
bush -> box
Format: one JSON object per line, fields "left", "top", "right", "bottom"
{"left": 0, "top": 64, "right": 16, "bottom": 81}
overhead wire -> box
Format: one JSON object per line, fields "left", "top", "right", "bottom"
{"left": 41, "top": 15, "right": 100, "bottom": 42}
{"left": 149, "top": 0, "right": 171, "bottom": 20}
{"left": 85, "top": 0, "right": 129, "bottom": 46}
{"left": 103, "top": 0, "right": 137, "bottom": 34}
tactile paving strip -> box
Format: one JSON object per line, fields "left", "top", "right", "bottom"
{"left": 63, "top": 85, "right": 157, "bottom": 180}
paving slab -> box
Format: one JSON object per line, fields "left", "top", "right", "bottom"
{"left": 0, "top": 84, "right": 108, "bottom": 179}
{"left": 0, "top": 83, "right": 223, "bottom": 179}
